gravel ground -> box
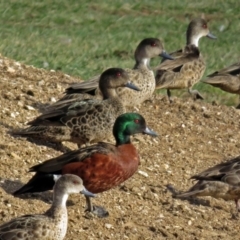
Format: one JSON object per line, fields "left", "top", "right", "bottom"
{"left": 0, "top": 54, "right": 240, "bottom": 239}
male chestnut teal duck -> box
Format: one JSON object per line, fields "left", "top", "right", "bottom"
{"left": 155, "top": 18, "right": 217, "bottom": 103}
{"left": 13, "top": 113, "right": 158, "bottom": 218}
{"left": 0, "top": 174, "right": 94, "bottom": 240}
{"left": 173, "top": 155, "right": 240, "bottom": 217}
{"left": 201, "top": 62, "right": 240, "bottom": 108}
{"left": 12, "top": 68, "right": 140, "bottom": 149}
{"left": 49, "top": 38, "right": 173, "bottom": 109}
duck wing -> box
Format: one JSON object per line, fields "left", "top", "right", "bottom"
{"left": 156, "top": 45, "right": 200, "bottom": 72}
{"left": 30, "top": 142, "right": 115, "bottom": 173}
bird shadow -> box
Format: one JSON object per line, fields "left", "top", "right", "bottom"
{"left": 9, "top": 133, "right": 73, "bottom": 153}
{"left": 0, "top": 121, "right": 15, "bottom": 130}
{"left": 0, "top": 178, "right": 75, "bottom": 206}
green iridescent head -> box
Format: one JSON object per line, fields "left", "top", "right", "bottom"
{"left": 113, "top": 112, "right": 158, "bottom": 145}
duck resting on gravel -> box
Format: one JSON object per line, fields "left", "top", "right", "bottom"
{"left": 12, "top": 68, "right": 140, "bottom": 150}
{"left": 0, "top": 174, "right": 94, "bottom": 240}
{"left": 201, "top": 61, "right": 240, "bottom": 108}
{"left": 48, "top": 37, "right": 173, "bottom": 110}
{"left": 13, "top": 112, "right": 158, "bottom": 218}
{"left": 155, "top": 17, "right": 217, "bottom": 103}
{"left": 169, "top": 155, "right": 240, "bottom": 218}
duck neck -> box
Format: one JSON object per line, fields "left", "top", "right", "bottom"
{"left": 47, "top": 191, "right": 68, "bottom": 215}
{"left": 101, "top": 88, "right": 118, "bottom": 100}
{"left": 115, "top": 132, "right": 131, "bottom": 146}
{"left": 133, "top": 58, "right": 150, "bottom": 69}
{"left": 187, "top": 35, "right": 200, "bottom": 47}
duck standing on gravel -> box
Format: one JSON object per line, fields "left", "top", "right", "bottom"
{"left": 0, "top": 174, "right": 94, "bottom": 240}
{"left": 49, "top": 37, "right": 173, "bottom": 109}
{"left": 12, "top": 68, "right": 140, "bottom": 150}
{"left": 14, "top": 113, "right": 158, "bottom": 218}
{"left": 171, "top": 155, "right": 240, "bottom": 218}
{"left": 155, "top": 18, "right": 217, "bottom": 103}
{"left": 201, "top": 62, "right": 240, "bottom": 108}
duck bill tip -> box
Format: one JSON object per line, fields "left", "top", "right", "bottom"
{"left": 143, "top": 127, "right": 158, "bottom": 137}
{"left": 160, "top": 51, "right": 174, "bottom": 60}
{"left": 80, "top": 188, "right": 96, "bottom": 198}
{"left": 207, "top": 32, "right": 217, "bottom": 40}
{"left": 125, "top": 81, "right": 141, "bottom": 91}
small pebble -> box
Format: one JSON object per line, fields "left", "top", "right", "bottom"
{"left": 38, "top": 80, "right": 45, "bottom": 86}
{"left": 105, "top": 223, "right": 113, "bottom": 229}
{"left": 10, "top": 152, "right": 21, "bottom": 160}
{"left": 138, "top": 170, "right": 148, "bottom": 177}
{"left": 25, "top": 105, "right": 35, "bottom": 111}
{"left": 50, "top": 97, "right": 57, "bottom": 103}
{"left": 7, "top": 67, "right": 15, "bottom": 73}
{"left": 10, "top": 112, "right": 16, "bottom": 118}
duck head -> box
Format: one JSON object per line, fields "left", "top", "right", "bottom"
{"left": 99, "top": 68, "right": 140, "bottom": 99}
{"left": 113, "top": 112, "right": 158, "bottom": 145}
{"left": 134, "top": 38, "right": 173, "bottom": 68}
{"left": 186, "top": 18, "right": 217, "bottom": 47}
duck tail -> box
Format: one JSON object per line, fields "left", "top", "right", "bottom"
{"left": 11, "top": 126, "right": 49, "bottom": 136}
{"left": 13, "top": 173, "right": 55, "bottom": 196}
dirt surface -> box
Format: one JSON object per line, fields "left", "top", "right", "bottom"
{"left": 0, "top": 54, "right": 240, "bottom": 239}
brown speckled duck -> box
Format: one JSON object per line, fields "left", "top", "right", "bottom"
{"left": 174, "top": 155, "right": 240, "bottom": 217}
{"left": 49, "top": 38, "right": 173, "bottom": 109}
{"left": 0, "top": 174, "right": 94, "bottom": 240}
{"left": 12, "top": 68, "right": 140, "bottom": 149}
{"left": 201, "top": 62, "right": 240, "bottom": 108}
{"left": 155, "top": 18, "right": 216, "bottom": 103}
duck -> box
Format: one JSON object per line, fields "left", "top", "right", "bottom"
{"left": 13, "top": 112, "right": 158, "bottom": 218}
{"left": 201, "top": 61, "right": 240, "bottom": 108}
{"left": 48, "top": 37, "right": 173, "bottom": 109}
{"left": 12, "top": 68, "right": 140, "bottom": 149}
{"left": 0, "top": 174, "right": 94, "bottom": 240}
{"left": 155, "top": 18, "right": 217, "bottom": 103}
{"left": 173, "top": 155, "right": 240, "bottom": 217}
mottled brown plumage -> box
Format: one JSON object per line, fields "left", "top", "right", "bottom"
{"left": 175, "top": 156, "right": 240, "bottom": 215}
{"left": 0, "top": 174, "right": 94, "bottom": 240}
{"left": 49, "top": 38, "right": 173, "bottom": 109}
{"left": 201, "top": 62, "right": 240, "bottom": 107}
{"left": 12, "top": 68, "right": 139, "bottom": 148}
{"left": 155, "top": 18, "right": 216, "bottom": 102}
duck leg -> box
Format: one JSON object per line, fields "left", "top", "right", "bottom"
{"left": 167, "top": 89, "right": 173, "bottom": 103}
{"left": 231, "top": 199, "right": 240, "bottom": 219}
{"left": 85, "top": 196, "right": 109, "bottom": 218}
{"left": 56, "top": 142, "right": 72, "bottom": 153}
{"left": 188, "top": 88, "right": 204, "bottom": 100}
{"left": 236, "top": 96, "right": 240, "bottom": 109}
{"left": 231, "top": 201, "right": 239, "bottom": 219}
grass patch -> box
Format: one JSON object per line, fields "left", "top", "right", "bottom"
{"left": 0, "top": 0, "right": 239, "bottom": 105}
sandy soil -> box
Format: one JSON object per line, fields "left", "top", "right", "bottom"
{"left": 0, "top": 54, "right": 240, "bottom": 239}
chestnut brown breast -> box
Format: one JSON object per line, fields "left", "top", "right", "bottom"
{"left": 62, "top": 144, "right": 140, "bottom": 193}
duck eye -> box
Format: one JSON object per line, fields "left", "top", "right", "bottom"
{"left": 202, "top": 24, "right": 207, "bottom": 29}
{"left": 150, "top": 42, "right": 156, "bottom": 47}
{"left": 73, "top": 180, "right": 79, "bottom": 184}
{"left": 134, "top": 119, "right": 140, "bottom": 124}
{"left": 116, "top": 72, "right": 121, "bottom": 77}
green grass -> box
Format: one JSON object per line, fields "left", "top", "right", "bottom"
{"left": 0, "top": 0, "right": 240, "bottom": 105}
